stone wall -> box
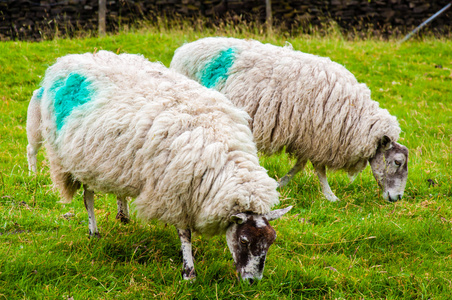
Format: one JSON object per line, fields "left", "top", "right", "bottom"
{"left": 1, "top": 0, "right": 451, "bottom": 40}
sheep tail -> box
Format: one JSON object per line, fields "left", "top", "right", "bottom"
{"left": 48, "top": 154, "right": 81, "bottom": 203}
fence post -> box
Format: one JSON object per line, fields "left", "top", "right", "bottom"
{"left": 99, "top": 0, "right": 106, "bottom": 36}
{"left": 265, "top": 0, "right": 272, "bottom": 32}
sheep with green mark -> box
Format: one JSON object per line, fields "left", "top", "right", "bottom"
{"left": 26, "top": 50, "right": 291, "bottom": 282}
{"left": 171, "top": 37, "right": 409, "bottom": 202}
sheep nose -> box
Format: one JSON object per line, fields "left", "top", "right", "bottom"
{"left": 388, "top": 194, "right": 402, "bottom": 202}
{"left": 248, "top": 278, "right": 255, "bottom": 285}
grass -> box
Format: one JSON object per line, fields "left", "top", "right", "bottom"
{"left": 0, "top": 25, "right": 451, "bottom": 299}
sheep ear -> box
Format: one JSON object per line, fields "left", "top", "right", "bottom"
{"left": 263, "top": 206, "right": 293, "bottom": 221}
{"left": 379, "top": 135, "right": 392, "bottom": 151}
{"left": 230, "top": 213, "right": 248, "bottom": 224}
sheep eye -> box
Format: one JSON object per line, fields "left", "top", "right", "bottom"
{"left": 394, "top": 160, "right": 402, "bottom": 166}
{"left": 240, "top": 239, "right": 248, "bottom": 245}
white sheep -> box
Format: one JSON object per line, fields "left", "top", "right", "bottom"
{"left": 170, "top": 37, "right": 409, "bottom": 202}
{"left": 26, "top": 50, "right": 291, "bottom": 282}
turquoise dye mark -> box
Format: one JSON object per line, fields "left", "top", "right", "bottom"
{"left": 199, "top": 48, "right": 236, "bottom": 88}
{"left": 36, "top": 87, "right": 44, "bottom": 100}
{"left": 50, "top": 73, "right": 94, "bottom": 131}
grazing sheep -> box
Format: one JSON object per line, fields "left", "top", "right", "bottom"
{"left": 28, "top": 50, "right": 291, "bottom": 282}
{"left": 170, "top": 37, "right": 409, "bottom": 202}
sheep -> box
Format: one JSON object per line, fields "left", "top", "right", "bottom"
{"left": 170, "top": 37, "right": 409, "bottom": 202}
{"left": 27, "top": 50, "right": 292, "bottom": 282}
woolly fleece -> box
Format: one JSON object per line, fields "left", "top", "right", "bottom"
{"left": 171, "top": 37, "right": 401, "bottom": 176}
{"left": 37, "top": 50, "right": 279, "bottom": 236}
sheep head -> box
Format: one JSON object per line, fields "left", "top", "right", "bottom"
{"left": 369, "top": 136, "right": 409, "bottom": 202}
{"left": 226, "top": 206, "right": 292, "bottom": 284}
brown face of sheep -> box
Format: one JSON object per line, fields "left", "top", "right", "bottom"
{"left": 225, "top": 206, "right": 292, "bottom": 284}
{"left": 369, "top": 136, "right": 409, "bottom": 202}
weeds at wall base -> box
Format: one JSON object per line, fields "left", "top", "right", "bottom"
{"left": 3, "top": 12, "right": 452, "bottom": 42}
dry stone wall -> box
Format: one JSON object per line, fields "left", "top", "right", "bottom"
{"left": 1, "top": 0, "right": 451, "bottom": 40}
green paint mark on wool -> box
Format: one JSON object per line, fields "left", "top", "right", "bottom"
{"left": 199, "top": 48, "right": 236, "bottom": 88}
{"left": 36, "top": 87, "right": 44, "bottom": 100}
{"left": 50, "top": 73, "right": 94, "bottom": 131}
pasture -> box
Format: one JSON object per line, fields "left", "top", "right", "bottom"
{"left": 0, "top": 27, "right": 451, "bottom": 299}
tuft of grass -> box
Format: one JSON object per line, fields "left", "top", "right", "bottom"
{"left": 0, "top": 26, "right": 451, "bottom": 299}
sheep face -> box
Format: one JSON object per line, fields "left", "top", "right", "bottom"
{"left": 226, "top": 206, "right": 292, "bottom": 283}
{"left": 369, "top": 138, "right": 409, "bottom": 202}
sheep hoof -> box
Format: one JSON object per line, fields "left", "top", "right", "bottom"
{"left": 325, "top": 194, "right": 340, "bottom": 202}
{"left": 278, "top": 177, "right": 289, "bottom": 188}
{"left": 183, "top": 275, "right": 196, "bottom": 282}
{"left": 115, "top": 212, "right": 129, "bottom": 224}
{"left": 182, "top": 268, "right": 196, "bottom": 281}
{"left": 89, "top": 231, "right": 101, "bottom": 239}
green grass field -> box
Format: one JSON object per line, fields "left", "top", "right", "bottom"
{"left": 0, "top": 26, "right": 451, "bottom": 299}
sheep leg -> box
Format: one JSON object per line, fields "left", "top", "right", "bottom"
{"left": 26, "top": 91, "right": 42, "bottom": 173}
{"left": 116, "top": 197, "right": 129, "bottom": 224}
{"left": 27, "top": 144, "right": 40, "bottom": 174}
{"left": 279, "top": 159, "right": 307, "bottom": 187}
{"left": 177, "top": 228, "right": 196, "bottom": 280}
{"left": 83, "top": 186, "right": 100, "bottom": 238}
{"left": 314, "top": 165, "right": 339, "bottom": 202}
